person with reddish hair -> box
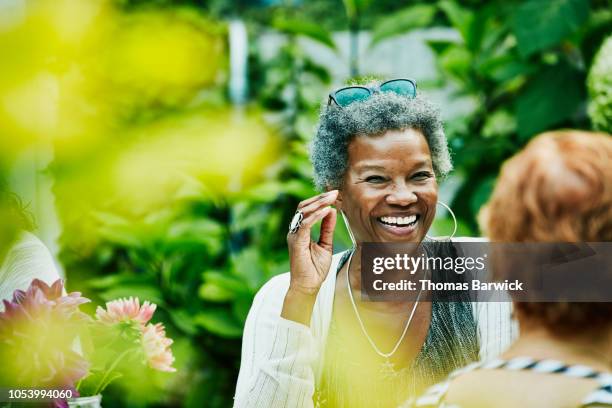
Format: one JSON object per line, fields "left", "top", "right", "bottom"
{"left": 408, "top": 130, "right": 612, "bottom": 407}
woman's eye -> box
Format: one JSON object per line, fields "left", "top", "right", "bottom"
{"left": 365, "top": 175, "right": 387, "bottom": 183}
{"left": 412, "top": 171, "right": 433, "bottom": 180}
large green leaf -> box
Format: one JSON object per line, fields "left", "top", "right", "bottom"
{"left": 342, "top": 0, "right": 375, "bottom": 21}
{"left": 167, "top": 219, "right": 224, "bottom": 248}
{"left": 95, "top": 212, "right": 142, "bottom": 247}
{"left": 194, "top": 309, "right": 243, "bottom": 338}
{"left": 231, "top": 248, "right": 265, "bottom": 291}
{"left": 370, "top": 4, "right": 436, "bottom": 47}
{"left": 515, "top": 63, "right": 585, "bottom": 138}
{"left": 202, "top": 270, "right": 250, "bottom": 293}
{"left": 512, "top": 0, "right": 589, "bottom": 58}
{"left": 439, "top": 1, "right": 474, "bottom": 46}
{"left": 199, "top": 270, "right": 250, "bottom": 302}
{"left": 169, "top": 309, "right": 198, "bottom": 335}
{"left": 272, "top": 17, "right": 336, "bottom": 50}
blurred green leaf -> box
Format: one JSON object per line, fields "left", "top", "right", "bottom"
{"left": 95, "top": 212, "right": 142, "bottom": 247}
{"left": 169, "top": 309, "right": 198, "bottom": 336}
{"left": 202, "top": 271, "right": 250, "bottom": 293}
{"left": 370, "top": 4, "right": 436, "bottom": 46}
{"left": 440, "top": 46, "right": 472, "bottom": 80}
{"left": 470, "top": 176, "right": 496, "bottom": 216}
{"left": 480, "top": 56, "right": 535, "bottom": 83}
{"left": 439, "top": 1, "right": 474, "bottom": 45}
{"left": 515, "top": 63, "right": 584, "bottom": 138}
{"left": 167, "top": 219, "right": 225, "bottom": 249}
{"left": 194, "top": 309, "right": 243, "bottom": 338}
{"left": 199, "top": 282, "right": 236, "bottom": 302}
{"left": 199, "top": 269, "right": 251, "bottom": 303}
{"left": 482, "top": 110, "right": 516, "bottom": 139}
{"left": 231, "top": 248, "right": 265, "bottom": 291}
{"left": 342, "top": 0, "right": 375, "bottom": 21}
{"left": 243, "top": 180, "right": 284, "bottom": 202}
{"left": 272, "top": 17, "right": 336, "bottom": 50}
{"left": 231, "top": 295, "right": 253, "bottom": 324}
{"left": 512, "top": 0, "right": 589, "bottom": 58}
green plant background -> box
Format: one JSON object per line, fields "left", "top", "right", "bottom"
{"left": 2, "top": 0, "right": 611, "bottom": 406}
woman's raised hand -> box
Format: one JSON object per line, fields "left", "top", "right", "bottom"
{"left": 282, "top": 190, "right": 338, "bottom": 325}
{"left": 286, "top": 190, "right": 338, "bottom": 295}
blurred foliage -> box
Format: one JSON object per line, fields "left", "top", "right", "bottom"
{"left": 1, "top": 0, "right": 610, "bottom": 406}
{"left": 588, "top": 35, "right": 612, "bottom": 132}
{"left": 374, "top": 0, "right": 612, "bottom": 232}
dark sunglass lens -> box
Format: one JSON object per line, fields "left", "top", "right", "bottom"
{"left": 334, "top": 87, "right": 371, "bottom": 107}
{"left": 380, "top": 80, "right": 416, "bottom": 98}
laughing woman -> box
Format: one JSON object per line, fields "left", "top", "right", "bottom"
{"left": 233, "top": 79, "right": 515, "bottom": 407}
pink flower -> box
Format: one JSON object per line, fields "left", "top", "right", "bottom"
{"left": 95, "top": 297, "right": 156, "bottom": 326}
{"left": 142, "top": 322, "right": 176, "bottom": 372}
{"left": 0, "top": 279, "right": 90, "bottom": 407}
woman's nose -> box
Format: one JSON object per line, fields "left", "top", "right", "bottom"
{"left": 385, "top": 183, "right": 418, "bottom": 206}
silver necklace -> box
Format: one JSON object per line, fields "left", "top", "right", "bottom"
{"left": 345, "top": 248, "right": 425, "bottom": 378}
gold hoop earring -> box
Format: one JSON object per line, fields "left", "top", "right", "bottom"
{"left": 426, "top": 201, "right": 457, "bottom": 241}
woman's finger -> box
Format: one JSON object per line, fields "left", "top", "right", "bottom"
{"left": 287, "top": 206, "right": 332, "bottom": 248}
{"left": 297, "top": 190, "right": 338, "bottom": 210}
{"left": 318, "top": 207, "right": 337, "bottom": 251}
{"left": 297, "top": 191, "right": 338, "bottom": 218}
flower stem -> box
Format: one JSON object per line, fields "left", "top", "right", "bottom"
{"left": 92, "top": 348, "right": 133, "bottom": 396}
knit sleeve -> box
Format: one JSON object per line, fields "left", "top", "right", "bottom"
{"left": 473, "top": 301, "right": 518, "bottom": 361}
{"left": 233, "top": 273, "right": 317, "bottom": 408}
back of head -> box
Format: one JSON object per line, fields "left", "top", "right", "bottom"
{"left": 481, "top": 130, "right": 612, "bottom": 242}
{"left": 479, "top": 130, "right": 612, "bottom": 334}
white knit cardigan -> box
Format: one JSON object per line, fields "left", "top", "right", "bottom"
{"left": 234, "top": 241, "right": 517, "bottom": 408}
{"left": 0, "top": 231, "right": 62, "bottom": 310}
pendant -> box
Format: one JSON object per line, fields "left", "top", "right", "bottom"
{"left": 379, "top": 358, "right": 398, "bottom": 379}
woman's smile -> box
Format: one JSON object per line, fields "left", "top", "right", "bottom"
{"left": 375, "top": 213, "right": 421, "bottom": 238}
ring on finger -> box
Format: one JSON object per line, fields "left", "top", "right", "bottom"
{"left": 288, "top": 210, "right": 304, "bottom": 234}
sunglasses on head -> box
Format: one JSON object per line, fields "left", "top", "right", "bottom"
{"left": 327, "top": 78, "right": 417, "bottom": 108}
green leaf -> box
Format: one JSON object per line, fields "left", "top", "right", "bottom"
{"left": 94, "top": 212, "right": 142, "bottom": 247}
{"left": 243, "top": 180, "right": 284, "bottom": 202}
{"left": 231, "top": 248, "right": 265, "bottom": 291}
{"left": 470, "top": 176, "right": 497, "bottom": 216}
{"left": 342, "top": 0, "right": 375, "bottom": 21}
{"left": 194, "top": 309, "right": 243, "bottom": 338}
{"left": 199, "top": 282, "right": 236, "bottom": 302}
{"left": 482, "top": 110, "right": 517, "bottom": 139}
{"left": 202, "top": 270, "right": 250, "bottom": 293}
{"left": 167, "top": 219, "right": 224, "bottom": 247}
{"left": 169, "top": 309, "right": 198, "bottom": 336}
{"left": 272, "top": 18, "right": 336, "bottom": 50}
{"left": 480, "top": 55, "right": 536, "bottom": 82}
{"left": 78, "top": 370, "right": 123, "bottom": 397}
{"left": 515, "top": 63, "right": 584, "bottom": 138}
{"left": 439, "top": 46, "right": 472, "bottom": 80}
{"left": 231, "top": 295, "right": 253, "bottom": 324}
{"left": 439, "top": 1, "right": 474, "bottom": 45}
{"left": 512, "top": 0, "right": 589, "bottom": 58}
{"left": 283, "top": 179, "right": 316, "bottom": 198}
{"left": 370, "top": 4, "right": 436, "bottom": 46}
{"left": 425, "top": 39, "right": 458, "bottom": 56}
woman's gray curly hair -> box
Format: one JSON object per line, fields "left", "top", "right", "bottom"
{"left": 310, "top": 87, "right": 452, "bottom": 191}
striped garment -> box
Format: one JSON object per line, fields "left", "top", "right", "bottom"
{"left": 234, "top": 239, "right": 518, "bottom": 407}
{"left": 411, "top": 356, "right": 612, "bottom": 407}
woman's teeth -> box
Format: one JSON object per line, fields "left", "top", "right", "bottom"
{"left": 379, "top": 215, "right": 418, "bottom": 226}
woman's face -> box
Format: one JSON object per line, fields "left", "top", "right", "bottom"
{"left": 337, "top": 127, "right": 438, "bottom": 243}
